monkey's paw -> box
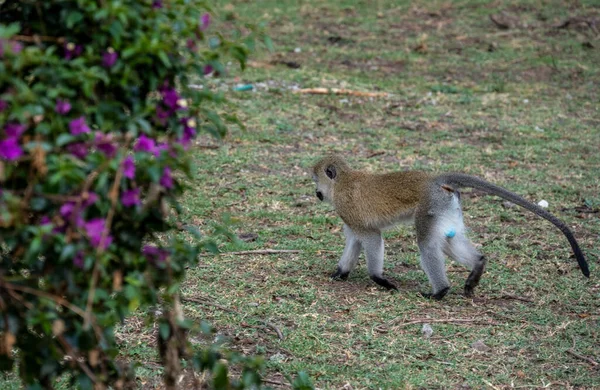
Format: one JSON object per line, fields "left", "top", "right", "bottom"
{"left": 330, "top": 267, "right": 349, "bottom": 280}
{"left": 421, "top": 287, "right": 449, "bottom": 300}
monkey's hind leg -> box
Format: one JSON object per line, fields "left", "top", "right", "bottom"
{"left": 331, "top": 224, "right": 363, "bottom": 281}
{"left": 443, "top": 234, "right": 486, "bottom": 297}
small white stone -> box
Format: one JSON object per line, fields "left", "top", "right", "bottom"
{"left": 523, "top": 99, "right": 529, "bottom": 104}
{"left": 294, "top": 47, "right": 301, "bottom": 53}
{"left": 534, "top": 126, "right": 544, "bottom": 132}
{"left": 538, "top": 200, "right": 549, "bottom": 208}
{"left": 421, "top": 323, "right": 434, "bottom": 338}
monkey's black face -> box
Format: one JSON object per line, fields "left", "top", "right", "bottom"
{"left": 316, "top": 190, "right": 324, "bottom": 201}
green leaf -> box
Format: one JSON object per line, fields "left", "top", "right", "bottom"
{"left": 65, "top": 11, "right": 84, "bottom": 29}
{"left": 264, "top": 36, "right": 274, "bottom": 52}
{"left": 157, "top": 51, "right": 172, "bottom": 68}
{"left": 212, "top": 362, "right": 229, "bottom": 390}
{"left": 56, "top": 133, "right": 75, "bottom": 147}
{"left": 159, "top": 322, "right": 171, "bottom": 341}
{"left": 59, "top": 244, "right": 76, "bottom": 261}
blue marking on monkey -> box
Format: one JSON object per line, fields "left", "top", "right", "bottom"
{"left": 445, "top": 227, "right": 456, "bottom": 238}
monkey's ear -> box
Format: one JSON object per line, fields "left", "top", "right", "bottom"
{"left": 325, "top": 165, "right": 337, "bottom": 180}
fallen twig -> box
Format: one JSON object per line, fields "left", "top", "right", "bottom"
{"left": 263, "top": 321, "right": 285, "bottom": 341}
{"left": 498, "top": 294, "right": 534, "bottom": 303}
{"left": 367, "top": 151, "right": 385, "bottom": 158}
{"left": 218, "top": 249, "right": 301, "bottom": 255}
{"left": 566, "top": 349, "right": 599, "bottom": 366}
{"left": 262, "top": 378, "right": 289, "bottom": 387}
{"left": 293, "top": 88, "right": 389, "bottom": 98}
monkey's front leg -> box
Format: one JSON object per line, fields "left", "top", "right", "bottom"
{"left": 331, "top": 224, "right": 362, "bottom": 280}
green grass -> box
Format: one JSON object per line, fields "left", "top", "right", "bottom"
{"left": 5, "top": 0, "right": 600, "bottom": 388}
{"left": 142, "top": 0, "right": 600, "bottom": 388}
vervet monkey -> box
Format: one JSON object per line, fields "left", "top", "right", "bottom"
{"left": 312, "top": 155, "right": 590, "bottom": 300}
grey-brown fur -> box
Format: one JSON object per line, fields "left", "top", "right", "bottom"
{"left": 312, "top": 155, "right": 590, "bottom": 299}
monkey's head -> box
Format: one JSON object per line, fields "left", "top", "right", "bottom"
{"left": 312, "top": 155, "right": 351, "bottom": 203}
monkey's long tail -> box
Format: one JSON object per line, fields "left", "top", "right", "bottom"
{"left": 437, "top": 173, "right": 590, "bottom": 277}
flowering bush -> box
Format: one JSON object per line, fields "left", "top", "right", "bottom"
{"left": 0, "top": 0, "right": 272, "bottom": 388}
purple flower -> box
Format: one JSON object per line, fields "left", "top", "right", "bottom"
{"left": 64, "top": 42, "right": 83, "bottom": 60}
{"left": 69, "top": 116, "right": 91, "bottom": 135}
{"left": 142, "top": 245, "right": 169, "bottom": 265}
{"left": 155, "top": 105, "right": 170, "bottom": 125}
{"left": 121, "top": 188, "right": 141, "bottom": 207}
{"left": 59, "top": 202, "right": 85, "bottom": 227}
{"left": 40, "top": 216, "right": 52, "bottom": 225}
{"left": 122, "top": 156, "right": 135, "bottom": 179}
{"left": 84, "top": 218, "right": 113, "bottom": 249}
{"left": 178, "top": 118, "right": 197, "bottom": 149}
{"left": 73, "top": 251, "right": 85, "bottom": 269}
{"left": 200, "top": 13, "right": 211, "bottom": 31}
{"left": 5, "top": 123, "right": 26, "bottom": 137}
{"left": 83, "top": 192, "right": 98, "bottom": 207}
{"left": 186, "top": 39, "right": 197, "bottom": 51}
{"left": 161, "top": 88, "right": 180, "bottom": 110}
{"left": 203, "top": 64, "right": 214, "bottom": 75}
{"left": 11, "top": 42, "right": 23, "bottom": 54}
{"left": 55, "top": 99, "right": 72, "bottom": 115}
{"left": 134, "top": 134, "right": 156, "bottom": 153}
{"left": 60, "top": 202, "right": 75, "bottom": 218}
{"left": 0, "top": 40, "right": 22, "bottom": 57}
{"left": 152, "top": 0, "right": 163, "bottom": 9}
{"left": 153, "top": 142, "right": 170, "bottom": 157}
{"left": 0, "top": 137, "right": 23, "bottom": 161}
{"left": 102, "top": 48, "right": 118, "bottom": 68}
{"left": 67, "top": 142, "right": 88, "bottom": 159}
{"left": 0, "top": 100, "right": 7, "bottom": 112}
{"left": 94, "top": 132, "right": 117, "bottom": 157}
{"left": 160, "top": 166, "right": 173, "bottom": 189}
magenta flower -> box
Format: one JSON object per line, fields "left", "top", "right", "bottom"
{"left": 154, "top": 142, "right": 170, "bottom": 157}
{"left": 0, "top": 137, "right": 23, "bottom": 161}
{"left": 0, "top": 40, "right": 22, "bottom": 58}
{"left": 152, "top": 0, "right": 163, "bottom": 9}
{"left": 73, "top": 251, "right": 85, "bottom": 269}
{"left": 160, "top": 166, "right": 173, "bottom": 189}
{"left": 94, "top": 132, "right": 117, "bottom": 157}
{"left": 161, "top": 88, "right": 180, "bottom": 110}
{"left": 0, "top": 100, "right": 7, "bottom": 112}
{"left": 102, "top": 48, "right": 118, "bottom": 68}
{"left": 203, "top": 64, "right": 214, "bottom": 75}
{"left": 134, "top": 134, "right": 156, "bottom": 153}
{"left": 69, "top": 116, "right": 91, "bottom": 135}
{"left": 67, "top": 142, "right": 88, "bottom": 159}
{"left": 200, "top": 13, "right": 211, "bottom": 31}
{"left": 178, "top": 118, "right": 197, "bottom": 149}
{"left": 5, "top": 123, "right": 26, "bottom": 137}
{"left": 83, "top": 192, "right": 99, "bottom": 207}
{"left": 64, "top": 42, "right": 83, "bottom": 60}
{"left": 142, "top": 245, "right": 169, "bottom": 265}
{"left": 121, "top": 188, "right": 141, "bottom": 207}
{"left": 59, "top": 202, "right": 85, "bottom": 227}
{"left": 155, "top": 105, "right": 170, "bottom": 125}
{"left": 186, "top": 39, "right": 197, "bottom": 51}
{"left": 122, "top": 156, "right": 135, "bottom": 179}
{"left": 84, "top": 218, "right": 113, "bottom": 249}
{"left": 55, "top": 99, "right": 72, "bottom": 115}
{"left": 40, "top": 216, "right": 52, "bottom": 225}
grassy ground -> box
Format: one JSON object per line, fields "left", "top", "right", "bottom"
{"left": 4, "top": 0, "right": 599, "bottom": 389}
{"left": 146, "top": 0, "right": 600, "bottom": 388}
